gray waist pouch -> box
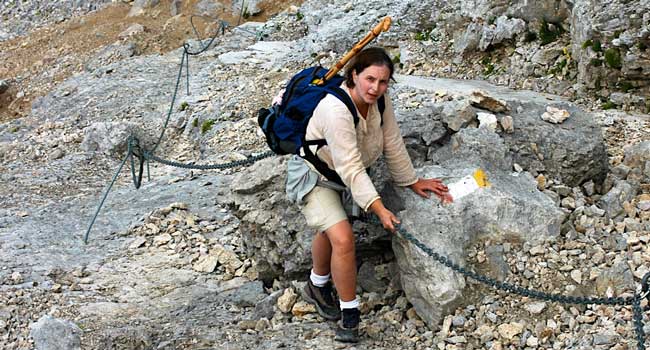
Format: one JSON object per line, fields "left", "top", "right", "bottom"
{"left": 285, "top": 155, "right": 362, "bottom": 218}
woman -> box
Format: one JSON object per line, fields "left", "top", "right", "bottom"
{"left": 286, "top": 47, "right": 452, "bottom": 342}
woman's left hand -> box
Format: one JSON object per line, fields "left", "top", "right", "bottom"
{"left": 409, "top": 178, "right": 453, "bottom": 203}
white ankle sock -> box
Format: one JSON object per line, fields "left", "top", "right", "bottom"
{"left": 310, "top": 269, "right": 330, "bottom": 287}
{"left": 339, "top": 297, "right": 360, "bottom": 310}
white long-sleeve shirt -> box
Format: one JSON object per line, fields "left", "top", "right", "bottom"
{"left": 305, "top": 84, "right": 418, "bottom": 211}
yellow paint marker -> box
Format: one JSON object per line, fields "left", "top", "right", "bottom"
{"left": 447, "top": 168, "right": 490, "bottom": 200}
{"left": 472, "top": 168, "right": 490, "bottom": 188}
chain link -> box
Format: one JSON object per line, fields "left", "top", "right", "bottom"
{"left": 143, "top": 150, "right": 275, "bottom": 170}
{"left": 394, "top": 225, "right": 648, "bottom": 349}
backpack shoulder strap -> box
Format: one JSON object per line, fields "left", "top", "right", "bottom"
{"left": 301, "top": 141, "right": 346, "bottom": 186}
{"left": 378, "top": 95, "right": 385, "bottom": 126}
{"left": 299, "top": 86, "right": 384, "bottom": 187}
{"left": 298, "top": 86, "right": 358, "bottom": 187}
{"left": 326, "top": 86, "right": 359, "bottom": 126}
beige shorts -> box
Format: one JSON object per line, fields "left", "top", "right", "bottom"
{"left": 301, "top": 185, "right": 348, "bottom": 232}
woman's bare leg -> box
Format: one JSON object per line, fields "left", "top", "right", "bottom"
{"left": 311, "top": 231, "right": 332, "bottom": 276}
{"left": 323, "top": 219, "right": 356, "bottom": 301}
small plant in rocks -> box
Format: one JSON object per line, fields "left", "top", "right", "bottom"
{"left": 604, "top": 48, "right": 622, "bottom": 69}
{"left": 201, "top": 119, "right": 215, "bottom": 134}
{"left": 618, "top": 81, "right": 633, "bottom": 93}
{"left": 601, "top": 100, "right": 617, "bottom": 110}
{"left": 414, "top": 25, "right": 435, "bottom": 41}
{"left": 590, "top": 58, "right": 603, "bottom": 67}
{"left": 481, "top": 56, "right": 495, "bottom": 75}
{"left": 638, "top": 41, "right": 648, "bottom": 51}
{"left": 593, "top": 40, "right": 602, "bottom": 52}
{"left": 539, "top": 20, "right": 563, "bottom": 45}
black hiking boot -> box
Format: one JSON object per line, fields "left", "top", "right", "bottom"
{"left": 303, "top": 280, "right": 341, "bottom": 321}
{"left": 335, "top": 308, "right": 360, "bottom": 343}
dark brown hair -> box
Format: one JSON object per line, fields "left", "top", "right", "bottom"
{"left": 345, "top": 47, "right": 394, "bottom": 88}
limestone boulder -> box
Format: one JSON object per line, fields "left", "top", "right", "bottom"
{"left": 500, "top": 100, "right": 608, "bottom": 187}
{"left": 394, "top": 75, "right": 609, "bottom": 187}
{"left": 230, "top": 156, "right": 391, "bottom": 282}
{"left": 30, "top": 315, "right": 82, "bottom": 350}
{"left": 570, "top": 0, "right": 650, "bottom": 96}
{"left": 386, "top": 128, "right": 565, "bottom": 328}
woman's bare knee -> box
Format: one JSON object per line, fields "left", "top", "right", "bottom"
{"left": 325, "top": 221, "right": 355, "bottom": 254}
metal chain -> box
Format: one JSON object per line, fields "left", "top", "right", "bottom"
{"left": 82, "top": 13, "right": 650, "bottom": 349}
{"left": 143, "top": 150, "right": 275, "bottom": 170}
{"left": 84, "top": 17, "right": 256, "bottom": 243}
{"left": 394, "top": 225, "right": 649, "bottom": 350}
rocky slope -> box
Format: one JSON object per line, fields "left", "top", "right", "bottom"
{"left": 0, "top": 0, "right": 649, "bottom": 349}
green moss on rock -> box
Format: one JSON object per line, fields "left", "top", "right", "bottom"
{"left": 601, "top": 101, "right": 616, "bottom": 110}
{"left": 539, "top": 21, "right": 562, "bottom": 45}
{"left": 604, "top": 48, "right": 622, "bottom": 69}
{"left": 201, "top": 119, "right": 215, "bottom": 134}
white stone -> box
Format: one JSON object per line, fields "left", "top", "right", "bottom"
{"left": 477, "top": 112, "right": 498, "bottom": 131}
{"left": 497, "top": 322, "right": 523, "bottom": 339}
{"left": 291, "top": 301, "right": 316, "bottom": 316}
{"left": 526, "top": 336, "right": 539, "bottom": 347}
{"left": 541, "top": 106, "right": 570, "bottom": 124}
{"left": 634, "top": 265, "right": 650, "bottom": 279}
{"left": 277, "top": 288, "right": 298, "bottom": 313}
{"left": 500, "top": 115, "right": 514, "bottom": 133}
{"left": 193, "top": 255, "right": 219, "bottom": 273}
{"left": 529, "top": 245, "right": 545, "bottom": 256}
{"left": 11, "top": 271, "right": 23, "bottom": 283}
{"left": 119, "top": 24, "right": 145, "bottom": 38}
{"left": 570, "top": 269, "right": 582, "bottom": 284}
{"left": 153, "top": 233, "right": 172, "bottom": 246}
{"left": 524, "top": 301, "right": 546, "bottom": 314}
{"left": 638, "top": 200, "right": 650, "bottom": 211}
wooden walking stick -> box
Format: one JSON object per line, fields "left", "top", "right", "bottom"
{"left": 313, "top": 16, "right": 392, "bottom": 85}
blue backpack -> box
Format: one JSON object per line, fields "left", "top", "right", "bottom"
{"left": 258, "top": 66, "right": 384, "bottom": 186}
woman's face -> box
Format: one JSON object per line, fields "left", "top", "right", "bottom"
{"left": 352, "top": 64, "right": 391, "bottom": 105}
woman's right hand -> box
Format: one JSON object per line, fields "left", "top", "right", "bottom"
{"left": 369, "top": 199, "right": 400, "bottom": 233}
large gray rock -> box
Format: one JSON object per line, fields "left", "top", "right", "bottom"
{"left": 598, "top": 180, "right": 638, "bottom": 219}
{"left": 231, "top": 156, "right": 391, "bottom": 282}
{"left": 30, "top": 315, "right": 82, "bottom": 350}
{"left": 441, "top": 99, "right": 477, "bottom": 132}
{"left": 386, "top": 128, "right": 564, "bottom": 328}
{"left": 230, "top": 156, "right": 314, "bottom": 282}
{"left": 492, "top": 16, "right": 527, "bottom": 45}
{"left": 458, "top": 0, "right": 570, "bottom": 23}
{"left": 80, "top": 121, "right": 140, "bottom": 156}
{"left": 501, "top": 101, "right": 608, "bottom": 186}
{"left": 195, "top": 0, "right": 226, "bottom": 17}
{"left": 474, "top": 16, "right": 527, "bottom": 52}
{"left": 570, "top": 0, "right": 650, "bottom": 95}
{"left": 395, "top": 75, "right": 609, "bottom": 187}
{"left": 454, "top": 22, "right": 482, "bottom": 55}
